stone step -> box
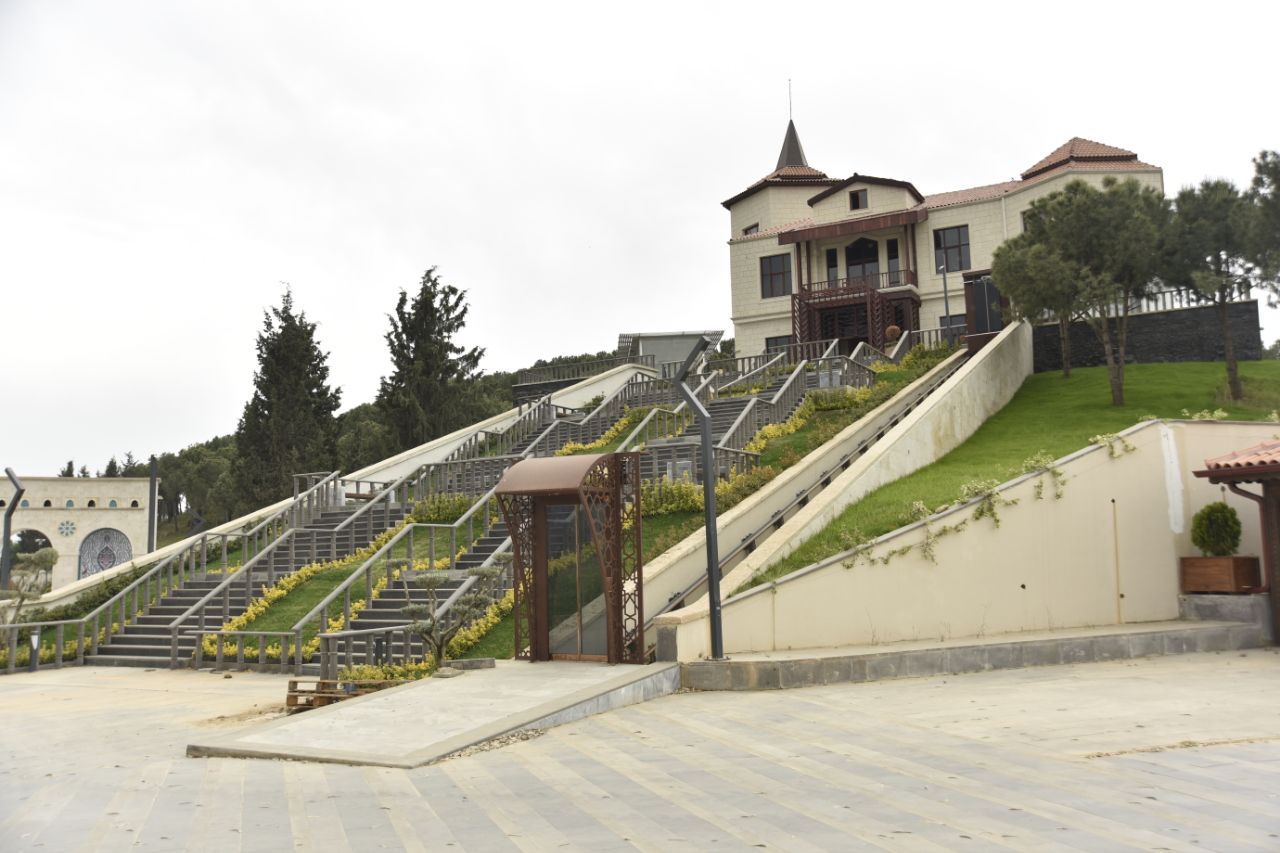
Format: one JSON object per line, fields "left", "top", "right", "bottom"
{"left": 82, "top": 655, "right": 175, "bottom": 668}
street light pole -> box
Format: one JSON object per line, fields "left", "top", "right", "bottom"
{"left": 937, "top": 263, "right": 952, "bottom": 345}
{"left": 2, "top": 468, "right": 25, "bottom": 590}
{"left": 674, "top": 336, "right": 725, "bottom": 661}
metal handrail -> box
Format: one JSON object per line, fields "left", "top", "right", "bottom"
{"left": 514, "top": 353, "right": 656, "bottom": 386}
{"left": 646, "top": 350, "right": 969, "bottom": 631}
{"left": 2, "top": 470, "right": 342, "bottom": 675}
{"left": 716, "top": 351, "right": 784, "bottom": 395}
{"left": 619, "top": 372, "right": 717, "bottom": 451}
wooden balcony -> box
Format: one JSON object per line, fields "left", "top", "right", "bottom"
{"left": 799, "top": 269, "right": 918, "bottom": 297}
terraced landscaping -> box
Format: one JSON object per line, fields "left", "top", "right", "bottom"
{"left": 744, "top": 360, "right": 1280, "bottom": 591}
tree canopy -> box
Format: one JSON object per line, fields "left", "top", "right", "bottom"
{"left": 992, "top": 178, "right": 1169, "bottom": 405}
{"left": 233, "top": 289, "right": 342, "bottom": 508}
{"left": 377, "top": 267, "right": 485, "bottom": 450}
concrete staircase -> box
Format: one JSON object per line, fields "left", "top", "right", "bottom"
{"left": 335, "top": 520, "right": 512, "bottom": 661}
{"left": 84, "top": 503, "right": 409, "bottom": 668}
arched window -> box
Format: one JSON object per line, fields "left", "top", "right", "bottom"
{"left": 43, "top": 500, "right": 52, "bottom": 507}
{"left": 0, "top": 500, "right": 5, "bottom": 507}
{"left": 20, "top": 499, "right": 29, "bottom": 508}
{"left": 66, "top": 500, "right": 75, "bottom": 508}
{"left": 130, "top": 500, "right": 139, "bottom": 508}
{"left": 108, "top": 500, "right": 118, "bottom": 508}
{"left": 88, "top": 500, "right": 97, "bottom": 508}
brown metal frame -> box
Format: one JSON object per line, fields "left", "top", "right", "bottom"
{"left": 496, "top": 453, "right": 644, "bottom": 665}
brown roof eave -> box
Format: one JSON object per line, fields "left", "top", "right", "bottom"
{"left": 721, "top": 179, "right": 838, "bottom": 210}
{"left": 778, "top": 208, "right": 928, "bottom": 245}
{"left": 808, "top": 174, "right": 925, "bottom": 206}
{"left": 1192, "top": 462, "right": 1280, "bottom": 483}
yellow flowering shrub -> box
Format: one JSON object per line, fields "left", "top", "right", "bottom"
{"left": 555, "top": 406, "right": 651, "bottom": 456}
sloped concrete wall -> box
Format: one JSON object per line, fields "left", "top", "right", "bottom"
{"left": 656, "top": 320, "right": 1035, "bottom": 659}
{"left": 667, "top": 420, "right": 1272, "bottom": 661}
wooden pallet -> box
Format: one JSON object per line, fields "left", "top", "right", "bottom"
{"left": 286, "top": 679, "right": 402, "bottom": 711}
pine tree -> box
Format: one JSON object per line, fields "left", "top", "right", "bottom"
{"left": 58, "top": 461, "right": 74, "bottom": 477}
{"left": 233, "top": 289, "right": 342, "bottom": 507}
{"left": 377, "top": 267, "right": 485, "bottom": 450}
{"left": 103, "top": 456, "right": 121, "bottom": 478}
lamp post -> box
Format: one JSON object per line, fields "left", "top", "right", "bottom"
{"left": 1, "top": 468, "right": 24, "bottom": 590}
{"left": 674, "top": 336, "right": 725, "bottom": 661}
{"left": 937, "top": 263, "right": 953, "bottom": 345}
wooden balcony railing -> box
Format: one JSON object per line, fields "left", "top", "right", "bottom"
{"left": 799, "top": 269, "right": 918, "bottom": 294}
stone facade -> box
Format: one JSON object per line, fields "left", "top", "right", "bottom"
{"left": 2, "top": 477, "right": 155, "bottom": 590}
{"left": 1032, "top": 302, "right": 1263, "bottom": 373}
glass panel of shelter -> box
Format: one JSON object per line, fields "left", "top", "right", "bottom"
{"left": 545, "top": 501, "right": 609, "bottom": 660}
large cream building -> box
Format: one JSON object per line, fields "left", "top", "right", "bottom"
{"left": 724, "top": 123, "right": 1165, "bottom": 356}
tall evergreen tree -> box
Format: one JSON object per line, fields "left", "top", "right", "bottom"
{"left": 58, "top": 460, "right": 74, "bottom": 477}
{"left": 103, "top": 456, "right": 121, "bottom": 478}
{"left": 1166, "top": 180, "right": 1258, "bottom": 400}
{"left": 233, "top": 289, "right": 341, "bottom": 507}
{"left": 377, "top": 267, "right": 485, "bottom": 450}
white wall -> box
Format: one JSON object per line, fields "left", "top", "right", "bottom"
{"left": 666, "top": 419, "right": 1273, "bottom": 661}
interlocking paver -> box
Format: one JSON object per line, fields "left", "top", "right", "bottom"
{"left": 3, "top": 652, "right": 1280, "bottom": 850}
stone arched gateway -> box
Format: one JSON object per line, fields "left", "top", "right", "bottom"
{"left": 78, "top": 528, "right": 133, "bottom": 580}
{"left": 2, "top": 477, "right": 154, "bottom": 589}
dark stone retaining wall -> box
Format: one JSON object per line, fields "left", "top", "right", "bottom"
{"left": 1032, "top": 301, "right": 1262, "bottom": 374}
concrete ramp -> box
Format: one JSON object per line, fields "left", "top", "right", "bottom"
{"left": 186, "top": 660, "right": 678, "bottom": 768}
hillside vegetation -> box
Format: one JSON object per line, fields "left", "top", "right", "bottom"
{"left": 745, "top": 360, "right": 1280, "bottom": 590}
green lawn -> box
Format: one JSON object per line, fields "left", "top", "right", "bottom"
{"left": 743, "top": 361, "right": 1280, "bottom": 592}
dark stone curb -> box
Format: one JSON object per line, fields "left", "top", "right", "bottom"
{"left": 680, "top": 621, "right": 1269, "bottom": 692}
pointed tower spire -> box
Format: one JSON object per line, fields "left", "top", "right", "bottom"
{"left": 776, "top": 119, "right": 809, "bottom": 170}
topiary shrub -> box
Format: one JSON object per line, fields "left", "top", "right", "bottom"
{"left": 884, "top": 324, "right": 902, "bottom": 342}
{"left": 1190, "top": 501, "right": 1242, "bottom": 557}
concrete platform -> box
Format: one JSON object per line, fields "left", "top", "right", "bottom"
{"left": 681, "top": 618, "right": 1269, "bottom": 690}
{"left": 187, "top": 660, "right": 679, "bottom": 768}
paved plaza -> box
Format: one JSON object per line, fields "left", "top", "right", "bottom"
{"left": 2, "top": 651, "right": 1280, "bottom": 850}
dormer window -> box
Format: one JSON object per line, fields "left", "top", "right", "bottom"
{"left": 742, "top": 223, "right": 759, "bottom": 236}
{"left": 849, "top": 189, "right": 868, "bottom": 210}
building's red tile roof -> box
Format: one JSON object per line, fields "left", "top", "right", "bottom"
{"left": 729, "top": 216, "right": 815, "bottom": 243}
{"left": 726, "top": 136, "right": 1160, "bottom": 215}
{"left": 922, "top": 179, "right": 1024, "bottom": 209}
{"left": 1200, "top": 439, "right": 1280, "bottom": 473}
{"left": 1021, "top": 137, "right": 1141, "bottom": 179}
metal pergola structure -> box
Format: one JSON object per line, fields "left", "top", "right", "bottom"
{"left": 495, "top": 452, "right": 644, "bottom": 665}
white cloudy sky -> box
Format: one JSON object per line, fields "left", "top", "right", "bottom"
{"left": 2, "top": 1, "right": 1277, "bottom": 476}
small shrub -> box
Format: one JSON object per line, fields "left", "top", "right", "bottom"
{"left": 1190, "top": 502, "right": 1241, "bottom": 557}
{"left": 412, "top": 493, "right": 474, "bottom": 524}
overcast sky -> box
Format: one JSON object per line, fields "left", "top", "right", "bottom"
{"left": 2, "top": 1, "right": 1277, "bottom": 476}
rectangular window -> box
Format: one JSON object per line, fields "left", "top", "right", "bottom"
{"left": 759, "top": 253, "right": 792, "bottom": 299}
{"left": 825, "top": 248, "right": 839, "bottom": 282}
{"left": 742, "top": 223, "right": 759, "bottom": 236}
{"left": 933, "top": 225, "right": 971, "bottom": 272}
{"left": 940, "top": 313, "right": 966, "bottom": 330}
{"left": 765, "top": 335, "right": 793, "bottom": 353}
{"left": 887, "top": 239, "right": 900, "bottom": 285}
{"left": 849, "top": 189, "right": 868, "bottom": 210}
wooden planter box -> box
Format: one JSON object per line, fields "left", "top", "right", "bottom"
{"left": 1179, "top": 556, "right": 1262, "bottom": 594}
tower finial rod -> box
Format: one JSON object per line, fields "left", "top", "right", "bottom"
{"left": 788, "top": 79, "right": 792, "bottom": 120}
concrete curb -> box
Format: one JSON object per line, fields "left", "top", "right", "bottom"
{"left": 680, "top": 620, "right": 1269, "bottom": 691}
{"left": 186, "top": 661, "right": 680, "bottom": 768}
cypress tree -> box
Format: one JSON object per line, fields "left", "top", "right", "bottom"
{"left": 234, "top": 289, "right": 341, "bottom": 507}
{"left": 377, "top": 267, "right": 485, "bottom": 450}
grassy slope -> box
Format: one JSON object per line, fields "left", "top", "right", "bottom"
{"left": 748, "top": 361, "right": 1280, "bottom": 590}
